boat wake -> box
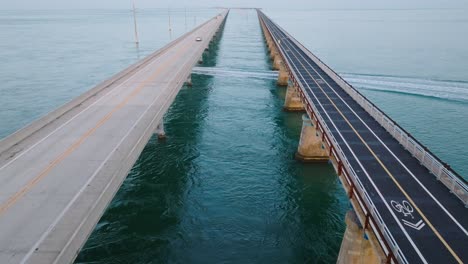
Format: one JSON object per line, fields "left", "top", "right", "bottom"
{"left": 193, "top": 67, "right": 468, "bottom": 103}
{"left": 342, "top": 73, "right": 468, "bottom": 103}
{"left": 192, "top": 66, "right": 278, "bottom": 80}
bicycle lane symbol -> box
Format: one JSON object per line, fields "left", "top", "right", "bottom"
{"left": 391, "top": 200, "right": 425, "bottom": 231}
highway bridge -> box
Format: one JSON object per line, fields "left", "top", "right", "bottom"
{"left": 0, "top": 11, "right": 228, "bottom": 264}
{"left": 258, "top": 10, "right": 467, "bottom": 264}
{"left": 0, "top": 7, "right": 466, "bottom": 264}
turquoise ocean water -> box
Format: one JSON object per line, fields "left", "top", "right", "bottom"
{"left": 0, "top": 7, "right": 466, "bottom": 263}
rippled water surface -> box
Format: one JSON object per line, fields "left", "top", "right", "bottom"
{"left": 0, "top": 7, "right": 467, "bottom": 264}
{"left": 75, "top": 10, "right": 347, "bottom": 263}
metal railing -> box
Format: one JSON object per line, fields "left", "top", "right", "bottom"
{"left": 290, "top": 35, "right": 468, "bottom": 207}
{"left": 257, "top": 13, "right": 404, "bottom": 263}
{"left": 258, "top": 10, "right": 467, "bottom": 207}
{"left": 292, "top": 51, "right": 405, "bottom": 264}
{"left": 0, "top": 11, "right": 228, "bottom": 156}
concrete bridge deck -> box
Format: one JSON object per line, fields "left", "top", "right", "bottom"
{"left": 0, "top": 11, "right": 228, "bottom": 264}
{"left": 258, "top": 10, "right": 467, "bottom": 264}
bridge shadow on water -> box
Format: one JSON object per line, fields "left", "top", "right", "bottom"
{"left": 77, "top": 10, "right": 348, "bottom": 264}
{"left": 75, "top": 20, "right": 228, "bottom": 264}
{"left": 269, "top": 84, "right": 348, "bottom": 263}
{"left": 258, "top": 16, "right": 348, "bottom": 262}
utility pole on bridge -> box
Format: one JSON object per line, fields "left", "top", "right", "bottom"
{"left": 132, "top": 0, "right": 139, "bottom": 45}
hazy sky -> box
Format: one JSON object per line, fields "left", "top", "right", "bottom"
{"left": 2, "top": 0, "right": 467, "bottom": 10}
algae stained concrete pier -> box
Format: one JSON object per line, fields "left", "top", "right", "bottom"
{"left": 259, "top": 9, "right": 467, "bottom": 264}
{"left": 0, "top": 11, "right": 228, "bottom": 264}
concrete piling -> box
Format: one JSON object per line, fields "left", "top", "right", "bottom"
{"left": 295, "top": 114, "right": 328, "bottom": 162}
{"left": 273, "top": 54, "right": 281, "bottom": 70}
{"left": 284, "top": 83, "right": 304, "bottom": 112}
{"left": 277, "top": 63, "right": 289, "bottom": 86}
{"left": 270, "top": 47, "right": 277, "bottom": 59}
{"left": 337, "top": 210, "right": 380, "bottom": 264}
{"left": 186, "top": 75, "right": 192, "bottom": 87}
{"left": 155, "top": 122, "right": 166, "bottom": 140}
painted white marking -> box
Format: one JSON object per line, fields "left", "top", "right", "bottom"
{"left": 0, "top": 29, "right": 198, "bottom": 173}
{"left": 403, "top": 219, "right": 426, "bottom": 231}
{"left": 391, "top": 200, "right": 415, "bottom": 219}
{"left": 273, "top": 27, "right": 424, "bottom": 263}
{"left": 20, "top": 22, "right": 220, "bottom": 264}
{"left": 280, "top": 25, "right": 468, "bottom": 237}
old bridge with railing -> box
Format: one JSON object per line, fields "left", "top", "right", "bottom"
{"left": 258, "top": 9, "right": 467, "bottom": 264}
{"left": 0, "top": 8, "right": 466, "bottom": 264}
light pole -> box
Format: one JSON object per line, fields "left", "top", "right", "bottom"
{"left": 132, "top": 0, "right": 139, "bottom": 45}
{"left": 168, "top": 8, "right": 172, "bottom": 40}
{"left": 185, "top": 8, "right": 187, "bottom": 32}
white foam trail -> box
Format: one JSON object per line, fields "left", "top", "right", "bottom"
{"left": 342, "top": 73, "right": 468, "bottom": 102}
{"left": 193, "top": 67, "right": 468, "bottom": 103}
{"left": 192, "top": 66, "right": 277, "bottom": 80}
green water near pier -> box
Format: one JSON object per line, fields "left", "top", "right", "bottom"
{"left": 75, "top": 10, "right": 348, "bottom": 263}
{"left": 1, "top": 7, "right": 467, "bottom": 264}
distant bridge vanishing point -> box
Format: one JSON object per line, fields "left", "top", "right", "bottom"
{"left": 0, "top": 8, "right": 466, "bottom": 264}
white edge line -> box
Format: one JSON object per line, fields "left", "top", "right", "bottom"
{"left": 291, "top": 31, "right": 468, "bottom": 236}
{"left": 269, "top": 22, "right": 427, "bottom": 263}
{"left": 0, "top": 28, "right": 196, "bottom": 173}
{"left": 19, "top": 19, "right": 221, "bottom": 264}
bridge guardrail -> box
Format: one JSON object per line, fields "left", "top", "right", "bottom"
{"left": 264, "top": 14, "right": 468, "bottom": 207}
{"left": 258, "top": 13, "right": 404, "bottom": 263}
{"left": 307, "top": 52, "right": 467, "bottom": 207}
{"left": 53, "top": 12, "right": 230, "bottom": 264}
{"left": 258, "top": 12, "right": 407, "bottom": 263}
{"left": 0, "top": 11, "right": 228, "bottom": 156}
{"left": 300, "top": 70, "right": 406, "bottom": 264}
{"left": 311, "top": 88, "right": 406, "bottom": 264}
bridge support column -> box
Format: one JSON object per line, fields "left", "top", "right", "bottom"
{"left": 273, "top": 53, "right": 281, "bottom": 70}
{"left": 295, "top": 114, "right": 328, "bottom": 162}
{"left": 266, "top": 36, "right": 272, "bottom": 49}
{"left": 270, "top": 46, "right": 278, "bottom": 59}
{"left": 155, "top": 122, "right": 166, "bottom": 140}
{"left": 337, "top": 210, "right": 380, "bottom": 264}
{"left": 185, "top": 75, "right": 192, "bottom": 87}
{"left": 268, "top": 42, "right": 273, "bottom": 53}
{"left": 277, "top": 63, "right": 289, "bottom": 86}
{"left": 284, "top": 83, "right": 304, "bottom": 112}
{"left": 198, "top": 56, "right": 203, "bottom": 64}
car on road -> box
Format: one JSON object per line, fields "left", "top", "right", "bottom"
{"left": 196, "top": 37, "right": 202, "bottom": 42}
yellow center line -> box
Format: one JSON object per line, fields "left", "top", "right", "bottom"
{"left": 290, "top": 46, "right": 462, "bottom": 263}
{"left": 0, "top": 25, "right": 206, "bottom": 216}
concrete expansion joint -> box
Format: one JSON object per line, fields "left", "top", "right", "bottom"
{"left": 294, "top": 152, "right": 329, "bottom": 163}
{"left": 347, "top": 250, "right": 362, "bottom": 256}
{"left": 283, "top": 106, "right": 305, "bottom": 112}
